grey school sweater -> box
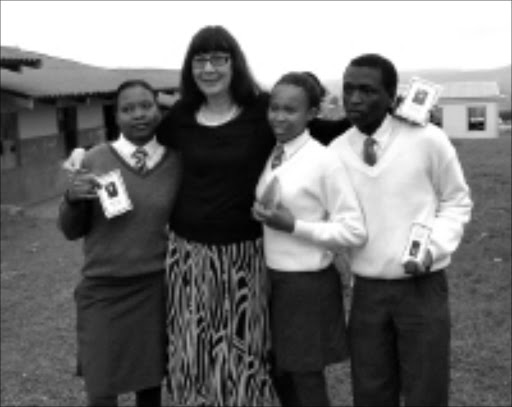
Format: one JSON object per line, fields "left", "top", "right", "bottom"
{"left": 58, "top": 143, "right": 182, "bottom": 278}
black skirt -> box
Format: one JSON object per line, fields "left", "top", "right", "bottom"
{"left": 74, "top": 271, "right": 166, "bottom": 396}
{"left": 269, "top": 264, "right": 349, "bottom": 372}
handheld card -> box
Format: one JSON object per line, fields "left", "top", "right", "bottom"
{"left": 401, "top": 222, "right": 432, "bottom": 266}
{"left": 96, "top": 169, "right": 133, "bottom": 218}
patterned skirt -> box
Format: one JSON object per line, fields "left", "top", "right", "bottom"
{"left": 165, "top": 232, "right": 279, "bottom": 406}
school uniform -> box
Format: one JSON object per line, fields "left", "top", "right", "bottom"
{"left": 58, "top": 135, "right": 181, "bottom": 405}
{"left": 329, "top": 115, "right": 473, "bottom": 406}
{"left": 255, "top": 131, "right": 367, "bottom": 406}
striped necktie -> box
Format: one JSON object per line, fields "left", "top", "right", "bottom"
{"left": 270, "top": 143, "right": 285, "bottom": 169}
{"left": 363, "top": 137, "right": 377, "bottom": 166}
{"left": 132, "top": 147, "right": 148, "bottom": 173}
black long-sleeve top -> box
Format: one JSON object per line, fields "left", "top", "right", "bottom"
{"left": 156, "top": 93, "right": 351, "bottom": 245}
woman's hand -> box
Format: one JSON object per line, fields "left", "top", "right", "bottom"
{"left": 252, "top": 201, "right": 295, "bottom": 233}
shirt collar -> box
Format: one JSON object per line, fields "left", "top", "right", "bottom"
{"left": 113, "top": 133, "right": 161, "bottom": 157}
{"left": 280, "top": 130, "right": 311, "bottom": 160}
{"left": 354, "top": 114, "right": 393, "bottom": 147}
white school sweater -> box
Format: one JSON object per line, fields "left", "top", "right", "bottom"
{"left": 256, "top": 131, "right": 367, "bottom": 272}
{"left": 328, "top": 115, "right": 473, "bottom": 279}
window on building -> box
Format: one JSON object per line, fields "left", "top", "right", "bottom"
{"left": 1, "top": 112, "right": 20, "bottom": 170}
{"left": 468, "top": 106, "right": 486, "bottom": 131}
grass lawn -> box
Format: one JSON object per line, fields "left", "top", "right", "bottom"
{"left": 1, "top": 134, "right": 511, "bottom": 406}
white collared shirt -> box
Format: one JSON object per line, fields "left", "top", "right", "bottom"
{"left": 111, "top": 134, "right": 166, "bottom": 170}
{"left": 256, "top": 130, "right": 367, "bottom": 272}
{"left": 348, "top": 114, "right": 394, "bottom": 161}
{"left": 270, "top": 132, "right": 310, "bottom": 169}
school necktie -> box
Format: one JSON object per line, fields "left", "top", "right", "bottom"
{"left": 270, "top": 143, "right": 285, "bottom": 169}
{"left": 363, "top": 136, "right": 377, "bottom": 166}
{"left": 132, "top": 147, "right": 148, "bottom": 173}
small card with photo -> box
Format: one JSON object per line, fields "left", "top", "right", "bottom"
{"left": 259, "top": 177, "right": 282, "bottom": 211}
{"left": 401, "top": 222, "right": 432, "bottom": 266}
{"left": 395, "top": 77, "right": 443, "bottom": 126}
{"left": 96, "top": 169, "right": 133, "bottom": 218}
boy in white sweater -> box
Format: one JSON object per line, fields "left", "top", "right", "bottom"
{"left": 328, "top": 54, "right": 473, "bottom": 406}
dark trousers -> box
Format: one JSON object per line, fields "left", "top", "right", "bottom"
{"left": 349, "top": 271, "right": 450, "bottom": 407}
{"left": 273, "top": 370, "right": 330, "bottom": 407}
{"left": 87, "top": 385, "right": 161, "bottom": 407}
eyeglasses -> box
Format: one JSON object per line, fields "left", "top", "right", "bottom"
{"left": 192, "top": 53, "right": 231, "bottom": 69}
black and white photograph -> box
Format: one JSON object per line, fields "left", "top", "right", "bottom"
{"left": 1, "top": 1, "right": 510, "bottom": 406}
{"left": 412, "top": 88, "right": 429, "bottom": 106}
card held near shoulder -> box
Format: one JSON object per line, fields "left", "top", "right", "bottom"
{"left": 96, "top": 169, "right": 133, "bottom": 218}
{"left": 394, "top": 77, "right": 442, "bottom": 126}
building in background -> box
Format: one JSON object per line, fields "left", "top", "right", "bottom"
{"left": 1, "top": 46, "right": 179, "bottom": 205}
{"left": 398, "top": 81, "right": 505, "bottom": 138}
{"left": 434, "top": 81, "right": 505, "bottom": 139}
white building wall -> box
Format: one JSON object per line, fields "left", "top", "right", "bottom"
{"left": 77, "top": 103, "right": 104, "bottom": 129}
{"left": 17, "top": 104, "right": 58, "bottom": 139}
{"left": 439, "top": 99, "right": 499, "bottom": 139}
{"left": 485, "top": 102, "right": 499, "bottom": 138}
{"left": 440, "top": 104, "right": 466, "bottom": 137}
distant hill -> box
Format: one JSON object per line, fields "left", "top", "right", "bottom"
{"left": 325, "top": 65, "right": 511, "bottom": 111}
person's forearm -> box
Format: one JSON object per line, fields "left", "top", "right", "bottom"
{"left": 57, "top": 196, "right": 92, "bottom": 240}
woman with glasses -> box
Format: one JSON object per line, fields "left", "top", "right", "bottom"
{"left": 157, "top": 25, "right": 279, "bottom": 407}
{"left": 157, "top": 25, "right": 353, "bottom": 407}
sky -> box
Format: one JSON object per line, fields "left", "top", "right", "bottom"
{"left": 1, "top": 0, "right": 511, "bottom": 86}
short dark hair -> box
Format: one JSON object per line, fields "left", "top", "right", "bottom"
{"left": 348, "top": 54, "right": 398, "bottom": 100}
{"left": 115, "top": 79, "right": 157, "bottom": 107}
{"left": 179, "top": 25, "right": 262, "bottom": 111}
{"left": 302, "top": 71, "right": 327, "bottom": 100}
{"left": 274, "top": 72, "right": 323, "bottom": 110}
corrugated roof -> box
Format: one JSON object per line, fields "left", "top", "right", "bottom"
{"left": 1, "top": 46, "right": 180, "bottom": 99}
{"left": 1, "top": 46, "right": 41, "bottom": 60}
{"left": 1, "top": 59, "right": 42, "bottom": 70}
{"left": 1, "top": 45, "right": 109, "bottom": 70}
{"left": 0, "top": 46, "right": 42, "bottom": 67}
{"left": 113, "top": 69, "right": 181, "bottom": 92}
